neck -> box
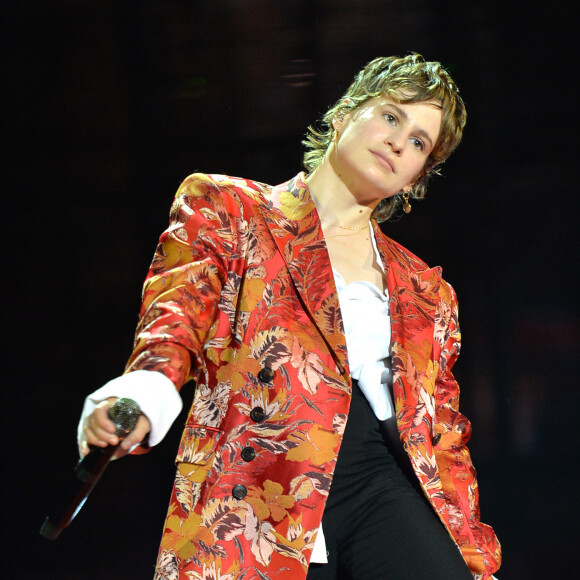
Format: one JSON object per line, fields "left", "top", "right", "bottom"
{"left": 306, "top": 158, "right": 378, "bottom": 228}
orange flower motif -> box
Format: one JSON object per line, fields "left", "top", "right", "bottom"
{"left": 286, "top": 425, "right": 340, "bottom": 465}
{"left": 239, "top": 277, "right": 266, "bottom": 312}
{"left": 162, "top": 510, "right": 214, "bottom": 560}
{"left": 246, "top": 480, "right": 295, "bottom": 522}
{"left": 216, "top": 343, "right": 262, "bottom": 391}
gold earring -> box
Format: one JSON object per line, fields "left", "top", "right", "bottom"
{"left": 402, "top": 190, "right": 412, "bottom": 213}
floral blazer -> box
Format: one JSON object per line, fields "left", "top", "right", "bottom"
{"left": 125, "top": 172, "right": 501, "bottom": 579}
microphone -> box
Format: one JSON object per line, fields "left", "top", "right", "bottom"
{"left": 40, "top": 398, "right": 141, "bottom": 540}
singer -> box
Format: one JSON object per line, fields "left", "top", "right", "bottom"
{"left": 79, "top": 54, "right": 501, "bottom": 579}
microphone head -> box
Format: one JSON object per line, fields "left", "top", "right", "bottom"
{"left": 108, "top": 398, "right": 141, "bottom": 437}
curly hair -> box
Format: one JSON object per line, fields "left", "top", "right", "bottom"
{"left": 302, "top": 53, "right": 467, "bottom": 221}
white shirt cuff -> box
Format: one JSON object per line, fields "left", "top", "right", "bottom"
{"left": 77, "top": 370, "right": 183, "bottom": 456}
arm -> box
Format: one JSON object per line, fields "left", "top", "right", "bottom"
{"left": 433, "top": 281, "right": 501, "bottom": 578}
{"left": 80, "top": 174, "right": 235, "bottom": 456}
{"left": 125, "top": 173, "right": 235, "bottom": 386}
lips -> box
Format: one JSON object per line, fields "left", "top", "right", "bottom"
{"left": 371, "top": 151, "right": 395, "bottom": 172}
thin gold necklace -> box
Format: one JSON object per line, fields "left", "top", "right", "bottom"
{"left": 324, "top": 230, "right": 370, "bottom": 239}
{"left": 320, "top": 218, "right": 368, "bottom": 232}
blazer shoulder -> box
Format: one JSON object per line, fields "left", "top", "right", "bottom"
{"left": 375, "top": 226, "right": 430, "bottom": 271}
{"left": 375, "top": 225, "right": 458, "bottom": 305}
{"left": 177, "top": 173, "right": 272, "bottom": 207}
{"left": 438, "top": 277, "right": 458, "bottom": 308}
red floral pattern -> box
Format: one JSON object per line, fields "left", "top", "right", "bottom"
{"left": 126, "top": 173, "right": 501, "bottom": 579}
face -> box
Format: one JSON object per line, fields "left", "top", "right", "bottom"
{"left": 330, "top": 96, "right": 442, "bottom": 203}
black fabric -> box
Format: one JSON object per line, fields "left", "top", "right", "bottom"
{"left": 306, "top": 380, "right": 472, "bottom": 580}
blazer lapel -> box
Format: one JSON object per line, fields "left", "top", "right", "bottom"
{"left": 259, "top": 173, "right": 350, "bottom": 380}
{"left": 372, "top": 222, "right": 442, "bottom": 444}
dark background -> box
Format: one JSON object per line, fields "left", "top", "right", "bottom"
{"left": 2, "top": 1, "right": 577, "bottom": 578}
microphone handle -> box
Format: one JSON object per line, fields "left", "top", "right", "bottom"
{"left": 40, "top": 442, "right": 120, "bottom": 540}
{"left": 40, "top": 397, "right": 140, "bottom": 540}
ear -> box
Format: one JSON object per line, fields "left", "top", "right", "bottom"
{"left": 333, "top": 98, "right": 355, "bottom": 128}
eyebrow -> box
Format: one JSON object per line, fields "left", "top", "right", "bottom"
{"left": 387, "top": 103, "right": 436, "bottom": 149}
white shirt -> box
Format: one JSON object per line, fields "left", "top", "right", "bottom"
{"left": 311, "top": 223, "right": 396, "bottom": 562}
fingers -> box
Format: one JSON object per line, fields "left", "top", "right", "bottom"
{"left": 82, "top": 397, "right": 120, "bottom": 453}
{"left": 82, "top": 398, "right": 152, "bottom": 458}
{"left": 114, "top": 414, "right": 152, "bottom": 458}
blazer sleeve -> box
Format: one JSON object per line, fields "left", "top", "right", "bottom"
{"left": 125, "top": 174, "right": 236, "bottom": 389}
{"left": 433, "top": 280, "right": 502, "bottom": 578}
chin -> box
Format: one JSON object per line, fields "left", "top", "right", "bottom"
{"left": 364, "top": 179, "right": 399, "bottom": 203}
{"left": 362, "top": 168, "right": 400, "bottom": 197}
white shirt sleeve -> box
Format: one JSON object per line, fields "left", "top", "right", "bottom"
{"left": 77, "top": 369, "right": 183, "bottom": 456}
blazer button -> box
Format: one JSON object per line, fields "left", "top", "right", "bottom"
{"left": 250, "top": 406, "right": 265, "bottom": 423}
{"left": 241, "top": 446, "right": 257, "bottom": 461}
{"left": 232, "top": 484, "right": 247, "bottom": 500}
{"left": 433, "top": 433, "right": 442, "bottom": 445}
{"left": 258, "top": 367, "right": 275, "bottom": 383}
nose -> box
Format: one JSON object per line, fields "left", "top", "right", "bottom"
{"left": 386, "top": 130, "right": 405, "bottom": 155}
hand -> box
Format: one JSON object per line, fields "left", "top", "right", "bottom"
{"left": 81, "top": 397, "right": 151, "bottom": 458}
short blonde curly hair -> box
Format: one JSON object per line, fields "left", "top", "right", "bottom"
{"left": 302, "top": 53, "right": 467, "bottom": 221}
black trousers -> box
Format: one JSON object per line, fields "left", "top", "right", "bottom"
{"left": 306, "top": 380, "right": 473, "bottom": 580}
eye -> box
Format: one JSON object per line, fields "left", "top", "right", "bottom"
{"left": 383, "top": 113, "right": 397, "bottom": 125}
{"left": 410, "top": 137, "right": 424, "bottom": 151}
